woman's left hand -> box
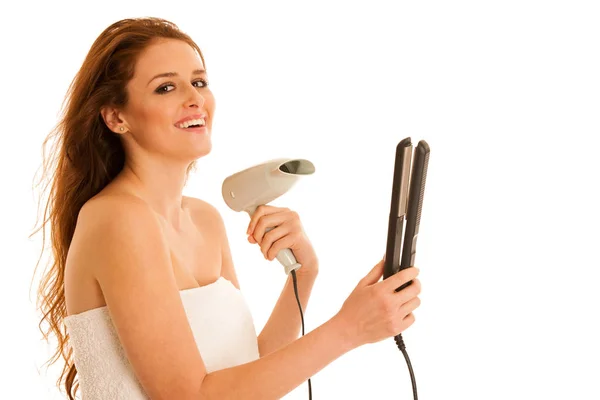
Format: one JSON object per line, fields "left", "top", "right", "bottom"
{"left": 247, "top": 205, "right": 319, "bottom": 276}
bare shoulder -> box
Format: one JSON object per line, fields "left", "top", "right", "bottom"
{"left": 182, "top": 196, "right": 242, "bottom": 290}
{"left": 78, "top": 193, "right": 155, "bottom": 228}
{"left": 182, "top": 195, "right": 227, "bottom": 236}
{"left": 69, "top": 193, "right": 209, "bottom": 399}
{"left": 76, "top": 193, "right": 179, "bottom": 287}
{"left": 73, "top": 194, "right": 163, "bottom": 269}
{"left": 183, "top": 195, "right": 220, "bottom": 221}
{"left": 65, "top": 194, "right": 156, "bottom": 313}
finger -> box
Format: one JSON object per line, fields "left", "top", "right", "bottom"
{"left": 248, "top": 205, "right": 279, "bottom": 237}
{"left": 381, "top": 267, "right": 419, "bottom": 293}
{"left": 398, "top": 296, "right": 421, "bottom": 318}
{"left": 359, "top": 258, "right": 386, "bottom": 287}
{"left": 247, "top": 205, "right": 267, "bottom": 234}
{"left": 247, "top": 205, "right": 289, "bottom": 234}
{"left": 402, "top": 312, "right": 416, "bottom": 327}
{"left": 266, "top": 232, "right": 296, "bottom": 261}
{"left": 393, "top": 278, "right": 421, "bottom": 305}
{"left": 260, "top": 224, "right": 292, "bottom": 259}
{"left": 253, "top": 210, "right": 296, "bottom": 244}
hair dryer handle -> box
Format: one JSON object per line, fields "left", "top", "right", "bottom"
{"left": 247, "top": 211, "right": 302, "bottom": 275}
{"left": 262, "top": 226, "right": 301, "bottom": 275}
{"left": 276, "top": 248, "right": 302, "bottom": 275}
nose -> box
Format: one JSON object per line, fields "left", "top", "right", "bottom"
{"left": 183, "top": 83, "right": 205, "bottom": 108}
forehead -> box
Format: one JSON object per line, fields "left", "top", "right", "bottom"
{"left": 133, "top": 39, "right": 204, "bottom": 81}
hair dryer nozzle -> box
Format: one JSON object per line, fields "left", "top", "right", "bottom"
{"left": 221, "top": 158, "right": 315, "bottom": 214}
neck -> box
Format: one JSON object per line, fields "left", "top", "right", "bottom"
{"left": 117, "top": 160, "right": 190, "bottom": 229}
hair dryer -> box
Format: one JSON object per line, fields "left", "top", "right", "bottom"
{"left": 221, "top": 158, "right": 316, "bottom": 275}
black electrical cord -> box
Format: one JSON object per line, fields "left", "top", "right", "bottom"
{"left": 394, "top": 333, "right": 417, "bottom": 399}
{"left": 290, "top": 268, "right": 312, "bottom": 400}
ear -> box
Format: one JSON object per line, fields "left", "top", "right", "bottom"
{"left": 100, "top": 106, "right": 129, "bottom": 134}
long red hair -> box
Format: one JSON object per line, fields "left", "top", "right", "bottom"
{"left": 29, "top": 17, "right": 207, "bottom": 399}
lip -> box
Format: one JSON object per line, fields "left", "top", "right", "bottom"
{"left": 180, "top": 125, "right": 208, "bottom": 134}
{"left": 174, "top": 113, "right": 207, "bottom": 127}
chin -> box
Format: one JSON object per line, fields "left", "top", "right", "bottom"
{"left": 189, "top": 142, "right": 212, "bottom": 161}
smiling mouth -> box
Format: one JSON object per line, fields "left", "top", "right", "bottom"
{"left": 175, "top": 115, "right": 207, "bottom": 129}
{"left": 177, "top": 124, "right": 207, "bottom": 129}
{"left": 176, "top": 125, "right": 208, "bottom": 135}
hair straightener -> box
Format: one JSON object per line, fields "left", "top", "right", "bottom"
{"left": 383, "top": 137, "right": 430, "bottom": 400}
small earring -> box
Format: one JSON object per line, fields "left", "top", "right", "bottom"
{"left": 120, "top": 127, "right": 124, "bottom": 132}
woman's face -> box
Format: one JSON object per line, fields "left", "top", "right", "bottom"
{"left": 113, "top": 38, "right": 215, "bottom": 163}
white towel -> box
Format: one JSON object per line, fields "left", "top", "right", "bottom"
{"left": 64, "top": 276, "right": 260, "bottom": 399}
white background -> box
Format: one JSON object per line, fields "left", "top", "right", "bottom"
{"left": 1, "top": 0, "right": 599, "bottom": 398}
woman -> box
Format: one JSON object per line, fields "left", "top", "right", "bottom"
{"left": 32, "top": 17, "right": 422, "bottom": 400}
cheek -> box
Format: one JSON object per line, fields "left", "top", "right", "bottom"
{"left": 204, "top": 93, "right": 216, "bottom": 125}
{"left": 135, "top": 101, "right": 178, "bottom": 136}
{"left": 128, "top": 102, "right": 178, "bottom": 148}
{"left": 144, "top": 101, "right": 172, "bottom": 124}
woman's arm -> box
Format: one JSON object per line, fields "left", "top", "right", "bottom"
{"left": 200, "top": 313, "right": 355, "bottom": 400}
{"left": 195, "top": 199, "right": 357, "bottom": 398}
{"left": 257, "top": 270, "right": 318, "bottom": 357}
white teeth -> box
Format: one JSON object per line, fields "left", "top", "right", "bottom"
{"left": 177, "top": 118, "right": 206, "bottom": 129}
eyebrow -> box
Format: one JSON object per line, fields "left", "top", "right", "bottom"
{"left": 147, "top": 69, "right": 206, "bottom": 86}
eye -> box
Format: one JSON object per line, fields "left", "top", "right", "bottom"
{"left": 193, "top": 79, "right": 209, "bottom": 88}
{"left": 155, "top": 83, "right": 175, "bottom": 94}
{"left": 155, "top": 79, "right": 209, "bottom": 95}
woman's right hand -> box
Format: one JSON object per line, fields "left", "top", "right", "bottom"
{"left": 333, "top": 258, "right": 421, "bottom": 348}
